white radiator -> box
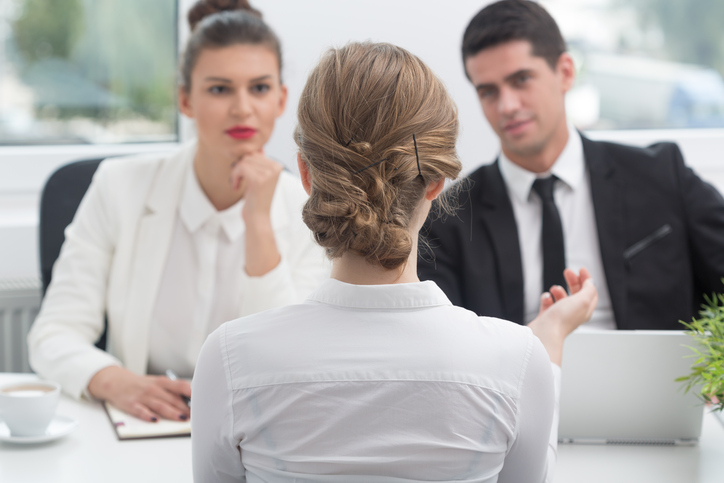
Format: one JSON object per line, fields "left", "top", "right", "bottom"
{"left": 0, "top": 277, "right": 41, "bottom": 373}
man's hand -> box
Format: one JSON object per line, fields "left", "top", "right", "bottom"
{"left": 527, "top": 268, "right": 599, "bottom": 366}
{"left": 88, "top": 366, "right": 191, "bottom": 422}
{"left": 537, "top": 267, "right": 592, "bottom": 316}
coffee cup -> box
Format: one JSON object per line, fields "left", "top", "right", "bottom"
{"left": 0, "top": 380, "right": 61, "bottom": 437}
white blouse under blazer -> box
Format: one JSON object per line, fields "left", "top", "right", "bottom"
{"left": 28, "top": 142, "right": 329, "bottom": 399}
{"left": 192, "top": 279, "right": 561, "bottom": 483}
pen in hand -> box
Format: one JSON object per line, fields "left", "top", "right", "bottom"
{"left": 165, "top": 369, "right": 192, "bottom": 407}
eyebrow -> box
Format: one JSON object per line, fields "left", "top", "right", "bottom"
{"left": 202, "top": 75, "right": 274, "bottom": 83}
{"left": 474, "top": 69, "right": 534, "bottom": 92}
{"left": 204, "top": 76, "right": 232, "bottom": 83}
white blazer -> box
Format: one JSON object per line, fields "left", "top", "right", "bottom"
{"left": 28, "top": 142, "right": 329, "bottom": 399}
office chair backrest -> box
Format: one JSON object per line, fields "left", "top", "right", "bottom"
{"left": 39, "top": 158, "right": 106, "bottom": 296}
{"left": 39, "top": 158, "right": 107, "bottom": 349}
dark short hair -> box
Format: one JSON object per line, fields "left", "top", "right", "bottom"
{"left": 462, "top": 0, "right": 566, "bottom": 73}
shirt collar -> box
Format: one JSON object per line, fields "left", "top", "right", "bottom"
{"left": 179, "top": 164, "right": 245, "bottom": 241}
{"left": 308, "top": 278, "right": 453, "bottom": 310}
{"left": 498, "top": 123, "right": 585, "bottom": 203}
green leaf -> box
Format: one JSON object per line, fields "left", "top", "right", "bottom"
{"left": 678, "top": 283, "right": 724, "bottom": 412}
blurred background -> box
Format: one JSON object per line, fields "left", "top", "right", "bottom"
{"left": 0, "top": 0, "right": 177, "bottom": 145}
{"left": 0, "top": 0, "right": 722, "bottom": 280}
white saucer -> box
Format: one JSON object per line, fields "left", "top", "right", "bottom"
{"left": 0, "top": 415, "right": 78, "bottom": 444}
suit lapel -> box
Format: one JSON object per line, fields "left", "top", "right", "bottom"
{"left": 477, "top": 162, "right": 525, "bottom": 323}
{"left": 583, "top": 136, "right": 628, "bottom": 329}
{"left": 122, "top": 144, "right": 193, "bottom": 375}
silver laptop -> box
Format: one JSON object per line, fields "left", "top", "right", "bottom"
{"left": 558, "top": 330, "right": 705, "bottom": 445}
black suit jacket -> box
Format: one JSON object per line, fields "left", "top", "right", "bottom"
{"left": 418, "top": 135, "right": 724, "bottom": 330}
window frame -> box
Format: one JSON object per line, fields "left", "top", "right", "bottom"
{"left": 0, "top": 0, "right": 190, "bottom": 198}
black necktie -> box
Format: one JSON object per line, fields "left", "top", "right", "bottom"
{"left": 532, "top": 176, "right": 567, "bottom": 292}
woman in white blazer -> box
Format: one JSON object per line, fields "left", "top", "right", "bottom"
{"left": 28, "top": 0, "right": 328, "bottom": 422}
{"left": 191, "top": 42, "right": 598, "bottom": 482}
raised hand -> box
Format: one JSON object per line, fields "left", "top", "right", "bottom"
{"left": 537, "top": 267, "right": 592, "bottom": 313}
{"left": 528, "top": 268, "right": 599, "bottom": 366}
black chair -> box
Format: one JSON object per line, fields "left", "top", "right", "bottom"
{"left": 39, "top": 158, "right": 108, "bottom": 349}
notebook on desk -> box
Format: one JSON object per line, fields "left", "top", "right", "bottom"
{"left": 104, "top": 402, "right": 190, "bottom": 440}
{"left": 558, "top": 330, "right": 704, "bottom": 445}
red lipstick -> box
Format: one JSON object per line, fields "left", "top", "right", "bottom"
{"left": 226, "top": 125, "right": 257, "bottom": 140}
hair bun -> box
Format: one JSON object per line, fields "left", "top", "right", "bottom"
{"left": 347, "top": 140, "right": 373, "bottom": 158}
{"left": 187, "top": 0, "right": 261, "bottom": 31}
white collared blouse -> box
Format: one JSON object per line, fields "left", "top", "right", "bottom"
{"left": 192, "top": 279, "right": 561, "bottom": 483}
{"left": 146, "top": 162, "right": 321, "bottom": 378}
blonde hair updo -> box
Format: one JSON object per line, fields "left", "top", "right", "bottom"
{"left": 296, "top": 42, "right": 461, "bottom": 270}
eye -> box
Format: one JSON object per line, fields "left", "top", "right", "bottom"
{"left": 478, "top": 87, "right": 498, "bottom": 100}
{"left": 251, "top": 83, "right": 271, "bottom": 95}
{"left": 513, "top": 73, "right": 531, "bottom": 86}
{"left": 208, "top": 85, "right": 230, "bottom": 95}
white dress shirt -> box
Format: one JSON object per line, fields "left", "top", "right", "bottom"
{"left": 192, "top": 279, "right": 562, "bottom": 483}
{"left": 498, "top": 124, "right": 615, "bottom": 329}
{"left": 147, "top": 165, "right": 249, "bottom": 377}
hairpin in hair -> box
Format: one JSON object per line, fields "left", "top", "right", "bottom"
{"left": 413, "top": 133, "right": 422, "bottom": 177}
{"left": 345, "top": 138, "right": 354, "bottom": 147}
{"left": 353, "top": 157, "right": 389, "bottom": 175}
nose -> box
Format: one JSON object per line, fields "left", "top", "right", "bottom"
{"left": 497, "top": 86, "right": 521, "bottom": 117}
{"left": 230, "top": 90, "right": 253, "bottom": 118}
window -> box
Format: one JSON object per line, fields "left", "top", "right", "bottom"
{"left": 0, "top": 0, "right": 178, "bottom": 145}
{"left": 544, "top": 0, "right": 724, "bottom": 130}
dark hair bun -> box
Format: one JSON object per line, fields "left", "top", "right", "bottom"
{"left": 187, "top": 0, "right": 261, "bottom": 31}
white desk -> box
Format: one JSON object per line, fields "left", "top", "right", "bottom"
{"left": 0, "top": 373, "right": 192, "bottom": 483}
{"left": 555, "top": 410, "right": 724, "bottom": 483}
{"left": 2, "top": 373, "right": 723, "bottom": 482}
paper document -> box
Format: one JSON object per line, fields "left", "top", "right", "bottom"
{"left": 104, "top": 402, "right": 190, "bottom": 440}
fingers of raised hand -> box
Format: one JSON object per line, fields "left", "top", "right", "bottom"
{"left": 538, "top": 292, "right": 554, "bottom": 315}
{"left": 563, "top": 268, "right": 580, "bottom": 293}
{"left": 581, "top": 279, "right": 599, "bottom": 318}
{"left": 579, "top": 267, "right": 592, "bottom": 282}
{"left": 563, "top": 267, "right": 594, "bottom": 295}
{"left": 564, "top": 279, "right": 598, "bottom": 323}
{"left": 549, "top": 285, "right": 568, "bottom": 302}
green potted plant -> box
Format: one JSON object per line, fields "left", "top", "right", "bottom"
{"left": 677, "top": 292, "right": 724, "bottom": 412}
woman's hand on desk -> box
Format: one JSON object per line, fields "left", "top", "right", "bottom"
{"left": 87, "top": 366, "right": 191, "bottom": 422}
{"left": 527, "top": 268, "right": 598, "bottom": 366}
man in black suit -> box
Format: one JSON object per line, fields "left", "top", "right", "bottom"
{"left": 419, "top": 0, "right": 724, "bottom": 330}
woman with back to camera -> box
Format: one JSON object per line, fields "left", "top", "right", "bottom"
{"left": 28, "top": 0, "right": 327, "bottom": 423}
{"left": 191, "top": 42, "right": 598, "bottom": 482}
